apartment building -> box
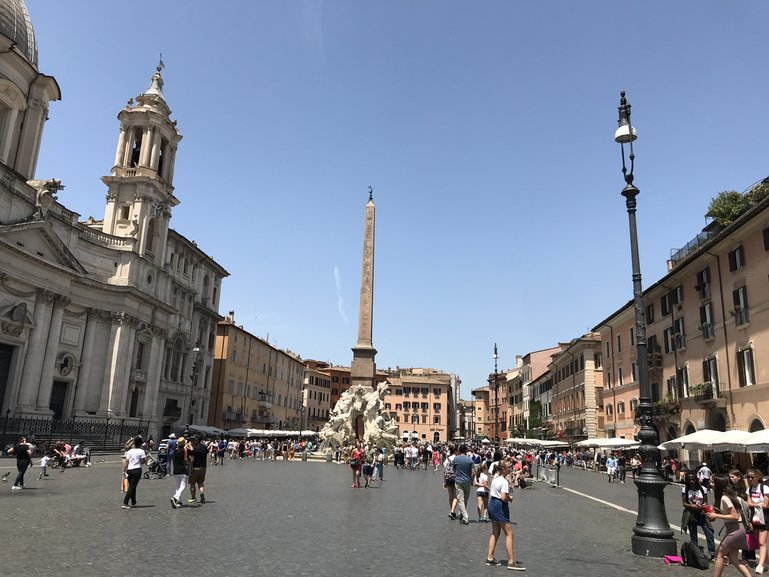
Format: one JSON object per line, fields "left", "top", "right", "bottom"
{"left": 210, "top": 312, "right": 305, "bottom": 430}
{"left": 550, "top": 333, "right": 605, "bottom": 442}
{"left": 595, "top": 185, "right": 769, "bottom": 450}
{"left": 302, "top": 368, "right": 332, "bottom": 432}
{"left": 381, "top": 367, "right": 457, "bottom": 444}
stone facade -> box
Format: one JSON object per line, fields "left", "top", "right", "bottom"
{"left": 0, "top": 7, "right": 227, "bottom": 441}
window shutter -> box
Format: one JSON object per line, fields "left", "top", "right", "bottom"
{"left": 728, "top": 250, "right": 737, "bottom": 271}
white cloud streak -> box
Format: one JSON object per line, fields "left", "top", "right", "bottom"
{"left": 334, "top": 265, "right": 349, "bottom": 326}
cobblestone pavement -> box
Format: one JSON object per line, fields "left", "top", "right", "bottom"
{"left": 0, "top": 458, "right": 697, "bottom": 577}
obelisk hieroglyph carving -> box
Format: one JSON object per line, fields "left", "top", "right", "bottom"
{"left": 350, "top": 186, "right": 377, "bottom": 389}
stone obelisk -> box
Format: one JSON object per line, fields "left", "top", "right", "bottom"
{"left": 350, "top": 186, "right": 377, "bottom": 389}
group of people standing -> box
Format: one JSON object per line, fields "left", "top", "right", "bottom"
{"left": 347, "top": 441, "right": 386, "bottom": 488}
{"left": 121, "top": 434, "right": 208, "bottom": 510}
{"left": 682, "top": 466, "right": 769, "bottom": 576}
{"left": 443, "top": 444, "right": 526, "bottom": 571}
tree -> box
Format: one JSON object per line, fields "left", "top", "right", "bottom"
{"left": 706, "top": 190, "right": 750, "bottom": 227}
{"left": 747, "top": 180, "right": 769, "bottom": 205}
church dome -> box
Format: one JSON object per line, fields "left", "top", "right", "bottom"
{"left": 0, "top": 0, "right": 37, "bottom": 66}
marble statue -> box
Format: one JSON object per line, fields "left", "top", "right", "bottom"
{"left": 319, "top": 382, "right": 400, "bottom": 452}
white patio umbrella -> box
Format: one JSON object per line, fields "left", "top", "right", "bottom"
{"left": 537, "top": 439, "right": 570, "bottom": 447}
{"left": 708, "top": 430, "right": 755, "bottom": 452}
{"left": 598, "top": 437, "right": 640, "bottom": 449}
{"left": 576, "top": 438, "right": 601, "bottom": 447}
{"left": 659, "top": 429, "right": 724, "bottom": 450}
{"left": 742, "top": 429, "right": 769, "bottom": 453}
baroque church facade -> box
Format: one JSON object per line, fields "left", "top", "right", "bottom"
{"left": 0, "top": 0, "right": 227, "bottom": 439}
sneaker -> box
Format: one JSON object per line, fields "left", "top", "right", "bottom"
{"left": 461, "top": 519, "right": 469, "bottom": 525}
{"left": 170, "top": 497, "right": 177, "bottom": 509}
{"left": 187, "top": 498, "right": 196, "bottom": 504}
{"left": 506, "top": 561, "right": 526, "bottom": 571}
{"left": 756, "top": 566, "right": 765, "bottom": 574}
{"left": 121, "top": 504, "right": 131, "bottom": 509}
{"left": 11, "top": 485, "right": 22, "bottom": 490}
{"left": 200, "top": 494, "right": 206, "bottom": 504}
{"left": 485, "top": 559, "right": 500, "bottom": 566}
{"left": 448, "top": 512, "right": 457, "bottom": 520}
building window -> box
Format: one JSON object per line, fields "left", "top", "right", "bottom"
{"left": 678, "top": 366, "right": 689, "bottom": 397}
{"left": 737, "top": 347, "right": 755, "bottom": 387}
{"left": 666, "top": 375, "right": 677, "bottom": 397}
{"left": 616, "top": 335, "right": 622, "bottom": 353}
{"left": 673, "top": 317, "right": 686, "bottom": 349}
{"left": 605, "top": 371, "right": 612, "bottom": 389}
{"left": 631, "top": 361, "right": 637, "bottom": 383}
{"left": 606, "top": 403, "right": 613, "bottom": 416}
{"left": 230, "top": 349, "right": 236, "bottom": 362}
{"left": 433, "top": 388, "right": 441, "bottom": 397}
{"left": 672, "top": 285, "right": 684, "bottom": 306}
{"left": 661, "top": 293, "right": 672, "bottom": 316}
{"left": 629, "top": 328, "right": 635, "bottom": 347}
{"left": 663, "top": 327, "right": 674, "bottom": 353}
{"left": 433, "top": 416, "right": 441, "bottom": 424}
{"left": 395, "top": 403, "right": 402, "bottom": 411}
{"left": 421, "top": 415, "right": 427, "bottom": 424}
{"left": 629, "top": 398, "right": 638, "bottom": 412}
{"left": 433, "top": 403, "right": 441, "bottom": 412}
{"left": 645, "top": 303, "right": 655, "bottom": 324}
{"left": 617, "top": 401, "right": 625, "bottom": 414}
{"left": 699, "top": 302, "right": 715, "bottom": 339}
{"left": 696, "top": 267, "right": 711, "bottom": 299}
{"left": 728, "top": 246, "right": 746, "bottom": 271}
{"left": 403, "top": 402, "right": 410, "bottom": 411}
{"left": 617, "top": 367, "right": 623, "bottom": 386}
{"left": 732, "top": 286, "right": 749, "bottom": 326}
{"left": 605, "top": 341, "right": 611, "bottom": 358}
{"left": 703, "top": 357, "right": 719, "bottom": 395}
{"left": 403, "top": 387, "right": 411, "bottom": 396}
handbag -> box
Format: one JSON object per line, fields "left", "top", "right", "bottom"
{"left": 753, "top": 504, "right": 766, "bottom": 527}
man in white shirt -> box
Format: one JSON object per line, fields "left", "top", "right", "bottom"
{"left": 697, "top": 462, "right": 712, "bottom": 491}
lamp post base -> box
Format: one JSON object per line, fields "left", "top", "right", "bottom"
{"left": 631, "top": 535, "right": 678, "bottom": 557}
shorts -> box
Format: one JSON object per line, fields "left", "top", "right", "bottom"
{"left": 362, "top": 464, "right": 374, "bottom": 476}
{"left": 488, "top": 496, "right": 510, "bottom": 523}
{"left": 189, "top": 467, "right": 207, "bottom": 486}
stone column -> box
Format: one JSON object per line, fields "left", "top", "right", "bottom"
{"left": 73, "top": 309, "right": 99, "bottom": 412}
{"left": 123, "top": 127, "right": 135, "bottom": 166}
{"left": 150, "top": 131, "right": 161, "bottom": 171}
{"left": 141, "top": 330, "right": 164, "bottom": 420}
{"left": 36, "top": 295, "right": 70, "bottom": 411}
{"left": 97, "top": 312, "right": 132, "bottom": 415}
{"left": 15, "top": 290, "right": 54, "bottom": 411}
{"left": 114, "top": 324, "right": 137, "bottom": 416}
{"left": 114, "top": 125, "right": 127, "bottom": 167}
{"left": 139, "top": 126, "right": 153, "bottom": 167}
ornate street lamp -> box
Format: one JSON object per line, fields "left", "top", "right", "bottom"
{"left": 493, "top": 343, "right": 499, "bottom": 444}
{"left": 615, "top": 91, "right": 676, "bottom": 556}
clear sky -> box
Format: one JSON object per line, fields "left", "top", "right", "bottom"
{"left": 29, "top": 1, "right": 769, "bottom": 400}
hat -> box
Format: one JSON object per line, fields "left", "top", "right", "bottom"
{"left": 701, "top": 462, "right": 707, "bottom": 467}
{"left": 177, "top": 437, "right": 186, "bottom": 446}
{"left": 169, "top": 433, "right": 176, "bottom": 439}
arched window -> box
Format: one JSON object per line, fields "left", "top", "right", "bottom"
{"left": 0, "top": 80, "right": 26, "bottom": 164}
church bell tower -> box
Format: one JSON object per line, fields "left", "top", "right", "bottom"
{"left": 101, "top": 62, "right": 182, "bottom": 266}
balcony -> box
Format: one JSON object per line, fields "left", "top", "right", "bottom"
{"left": 257, "top": 394, "right": 272, "bottom": 408}
{"left": 651, "top": 400, "right": 680, "bottom": 418}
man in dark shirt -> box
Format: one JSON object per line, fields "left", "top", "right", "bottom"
{"left": 8, "top": 436, "right": 32, "bottom": 490}
{"left": 453, "top": 444, "right": 476, "bottom": 524}
{"left": 187, "top": 436, "right": 208, "bottom": 504}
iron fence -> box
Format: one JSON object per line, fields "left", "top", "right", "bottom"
{"left": 1, "top": 416, "right": 146, "bottom": 453}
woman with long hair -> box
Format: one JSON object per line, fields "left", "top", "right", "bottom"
{"left": 444, "top": 446, "right": 458, "bottom": 519}
{"left": 349, "top": 442, "right": 364, "bottom": 488}
{"left": 706, "top": 472, "right": 751, "bottom": 577}
{"left": 682, "top": 472, "right": 716, "bottom": 559}
{"left": 475, "top": 463, "right": 490, "bottom": 522}
{"left": 485, "top": 459, "right": 525, "bottom": 570}
{"left": 747, "top": 468, "right": 769, "bottom": 573}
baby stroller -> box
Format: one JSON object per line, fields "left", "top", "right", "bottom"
{"left": 143, "top": 450, "right": 167, "bottom": 479}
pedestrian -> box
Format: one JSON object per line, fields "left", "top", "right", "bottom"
{"left": 432, "top": 447, "right": 442, "bottom": 471}
{"left": 485, "top": 459, "right": 525, "bottom": 571}
{"left": 8, "top": 436, "right": 32, "bottom": 490}
{"left": 444, "top": 446, "right": 458, "bottom": 519}
{"left": 349, "top": 443, "right": 364, "bottom": 488}
{"left": 453, "top": 444, "right": 475, "bottom": 525}
{"left": 682, "top": 472, "right": 716, "bottom": 560}
{"left": 38, "top": 454, "right": 52, "bottom": 479}
{"left": 606, "top": 453, "right": 617, "bottom": 482}
{"left": 169, "top": 437, "right": 189, "bottom": 509}
{"left": 121, "top": 436, "right": 147, "bottom": 509}
{"left": 698, "top": 462, "right": 713, "bottom": 491}
{"left": 187, "top": 436, "right": 208, "bottom": 504}
{"left": 706, "top": 473, "right": 752, "bottom": 577}
{"left": 362, "top": 443, "right": 376, "bottom": 488}
{"left": 630, "top": 454, "right": 641, "bottom": 479}
{"left": 373, "top": 448, "right": 385, "bottom": 482}
{"left": 476, "top": 463, "right": 490, "bottom": 522}
{"left": 746, "top": 468, "right": 769, "bottom": 573}
{"left": 617, "top": 453, "right": 627, "bottom": 483}
{"left": 166, "top": 433, "right": 177, "bottom": 465}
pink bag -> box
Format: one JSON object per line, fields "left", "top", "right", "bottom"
{"left": 664, "top": 555, "right": 683, "bottom": 565}
{"left": 746, "top": 531, "right": 760, "bottom": 551}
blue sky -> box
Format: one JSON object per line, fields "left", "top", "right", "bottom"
{"left": 29, "top": 1, "right": 769, "bottom": 399}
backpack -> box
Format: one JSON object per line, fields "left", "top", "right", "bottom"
{"left": 681, "top": 541, "right": 710, "bottom": 570}
{"left": 737, "top": 497, "right": 754, "bottom": 533}
{"left": 443, "top": 460, "right": 456, "bottom": 483}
